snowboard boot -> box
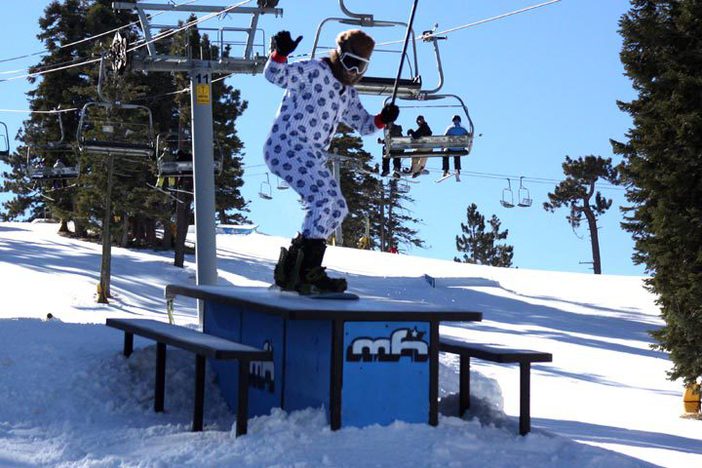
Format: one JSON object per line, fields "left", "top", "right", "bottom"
{"left": 273, "top": 234, "right": 304, "bottom": 290}
{"left": 294, "top": 238, "right": 347, "bottom": 294}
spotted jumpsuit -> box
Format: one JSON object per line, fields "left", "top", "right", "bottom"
{"left": 264, "top": 56, "right": 382, "bottom": 239}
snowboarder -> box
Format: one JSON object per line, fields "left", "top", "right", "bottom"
{"left": 441, "top": 114, "right": 469, "bottom": 180}
{"left": 264, "top": 29, "right": 399, "bottom": 294}
{"left": 406, "top": 115, "right": 432, "bottom": 178}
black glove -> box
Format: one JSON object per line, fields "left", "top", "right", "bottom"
{"left": 271, "top": 30, "right": 302, "bottom": 56}
{"left": 379, "top": 103, "right": 399, "bottom": 125}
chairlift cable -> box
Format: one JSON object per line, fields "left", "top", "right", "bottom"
{"left": 0, "top": 1, "right": 251, "bottom": 83}
{"left": 0, "top": 108, "right": 79, "bottom": 114}
{"left": 378, "top": 0, "right": 562, "bottom": 47}
{"left": 0, "top": 0, "right": 202, "bottom": 66}
{"left": 421, "top": 167, "right": 623, "bottom": 191}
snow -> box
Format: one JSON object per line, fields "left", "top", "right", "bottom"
{"left": 0, "top": 221, "right": 699, "bottom": 467}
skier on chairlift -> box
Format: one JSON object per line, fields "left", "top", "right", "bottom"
{"left": 264, "top": 29, "right": 399, "bottom": 294}
{"left": 442, "top": 114, "right": 469, "bottom": 180}
{"left": 406, "top": 114, "right": 432, "bottom": 178}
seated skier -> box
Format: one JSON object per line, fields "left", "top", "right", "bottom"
{"left": 405, "top": 115, "right": 432, "bottom": 178}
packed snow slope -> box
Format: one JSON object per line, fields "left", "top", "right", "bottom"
{"left": 0, "top": 221, "right": 699, "bottom": 467}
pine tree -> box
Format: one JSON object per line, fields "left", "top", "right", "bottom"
{"left": 614, "top": 0, "right": 702, "bottom": 383}
{"left": 0, "top": 0, "right": 92, "bottom": 225}
{"left": 543, "top": 155, "right": 619, "bottom": 274}
{"left": 376, "top": 178, "right": 424, "bottom": 252}
{"left": 328, "top": 124, "right": 424, "bottom": 251}
{"left": 454, "top": 203, "right": 513, "bottom": 267}
{"left": 329, "top": 123, "right": 379, "bottom": 248}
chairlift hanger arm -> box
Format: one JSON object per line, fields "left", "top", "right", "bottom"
{"left": 112, "top": 2, "right": 283, "bottom": 16}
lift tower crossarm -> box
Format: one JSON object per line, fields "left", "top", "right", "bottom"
{"left": 112, "top": 2, "right": 282, "bottom": 15}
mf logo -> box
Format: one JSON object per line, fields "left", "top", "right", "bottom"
{"left": 346, "top": 327, "right": 429, "bottom": 363}
{"left": 249, "top": 340, "right": 275, "bottom": 393}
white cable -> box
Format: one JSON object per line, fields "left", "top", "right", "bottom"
{"left": 0, "top": 0, "right": 201, "bottom": 67}
{"left": 0, "top": 108, "right": 78, "bottom": 114}
{"left": 377, "top": 0, "right": 562, "bottom": 46}
{"left": 0, "top": 0, "right": 252, "bottom": 83}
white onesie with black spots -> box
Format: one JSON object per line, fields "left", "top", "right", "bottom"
{"left": 263, "top": 56, "right": 381, "bottom": 239}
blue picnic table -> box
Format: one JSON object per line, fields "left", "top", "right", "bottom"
{"left": 165, "top": 284, "right": 482, "bottom": 429}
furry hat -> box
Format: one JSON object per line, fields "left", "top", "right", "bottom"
{"left": 336, "top": 29, "right": 375, "bottom": 57}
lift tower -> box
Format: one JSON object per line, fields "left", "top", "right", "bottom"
{"left": 112, "top": 1, "right": 283, "bottom": 324}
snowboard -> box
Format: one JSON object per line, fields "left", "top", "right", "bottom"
{"left": 269, "top": 284, "right": 359, "bottom": 300}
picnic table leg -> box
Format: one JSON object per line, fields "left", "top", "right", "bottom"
{"left": 330, "top": 320, "right": 344, "bottom": 431}
{"left": 429, "top": 321, "right": 439, "bottom": 426}
{"left": 459, "top": 355, "right": 470, "bottom": 417}
{"left": 519, "top": 362, "right": 530, "bottom": 435}
{"left": 236, "top": 360, "right": 250, "bottom": 437}
{"left": 154, "top": 343, "right": 166, "bottom": 412}
{"left": 123, "top": 332, "right": 134, "bottom": 357}
{"left": 193, "top": 354, "right": 205, "bottom": 432}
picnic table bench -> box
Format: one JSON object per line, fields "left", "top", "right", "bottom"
{"left": 106, "top": 318, "right": 272, "bottom": 436}
{"left": 439, "top": 336, "right": 552, "bottom": 435}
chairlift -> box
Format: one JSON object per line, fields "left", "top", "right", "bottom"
{"left": 382, "top": 94, "right": 474, "bottom": 160}
{"left": 113, "top": 1, "right": 283, "bottom": 76}
{"left": 259, "top": 173, "right": 273, "bottom": 200}
{"left": 155, "top": 131, "right": 223, "bottom": 179}
{"left": 26, "top": 111, "right": 81, "bottom": 182}
{"left": 276, "top": 176, "right": 289, "bottom": 190}
{"left": 500, "top": 179, "right": 515, "bottom": 208}
{"left": 0, "top": 121, "right": 9, "bottom": 156}
{"left": 397, "top": 178, "right": 410, "bottom": 193}
{"left": 76, "top": 56, "right": 154, "bottom": 158}
{"left": 517, "top": 176, "right": 532, "bottom": 208}
{"left": 311, "top": 0, "right": 429, "bottom": 98}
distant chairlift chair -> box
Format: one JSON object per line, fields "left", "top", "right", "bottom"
{"left": 500, "top": 179, "right": 515, "bottom": 208}
{"left": 26, "top": 111, "right": 80, "bottom": 183}
{"left": 259, "top": 173, "right": 273, "bottom": 200}
{"left": 517, "top": 176, "right": 532, "bottom": 207}
{"left": 76, "top": 101, "right": 155, "bottom": 159}
{"left": 155, "top": 131, "right": 223, "bottom": 180}
{"left": 0, "top": 121, "right": 9, "bottom": 156}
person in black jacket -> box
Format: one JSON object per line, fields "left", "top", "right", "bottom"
{"left": 406, "top": 115, "right": 432, "bottom": 178}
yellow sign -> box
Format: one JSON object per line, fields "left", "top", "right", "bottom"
{"left": 196, "top": 84, "right": 210, "bottom": 105}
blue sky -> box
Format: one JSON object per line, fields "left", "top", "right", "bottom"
{"left": 0, "top": 0, "right": 642, "bottom": 275}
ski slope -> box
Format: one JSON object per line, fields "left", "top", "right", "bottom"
{"left": 0, "top": 221, "right": 698, "bottom": 467}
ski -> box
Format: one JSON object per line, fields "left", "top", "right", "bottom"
{"left": 435, "top": 173, "right": 454, "bottom": 183}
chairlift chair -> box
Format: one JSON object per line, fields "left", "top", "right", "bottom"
{"left": 77, "top": 101, "right": 155, "bottom": 158}
{"left": 517, "top": 176, "right": 533, "bottom": 208}
{"left": 397, "top": 178, "right": 411, "bottom": 193}
{"left": 0, "top": 121, "right": 9, "bottom": 156}
{"left": 259, "top": 173, "right": 273, "bottom": 200}
{"left": 155, "top": 131, "right": 223, "bottom": 179}
{"left": 382, "top": 94, "right": 474, "bottom": 160}
{"left": 26, "top": 111, "right": 81, "bottom": 182}
{"left": 500, "top": 179, "right": 515, "bottom": 208}
{"left": 310, "top": 0, "right": 425, "bottom": 98}
{"left": 276, "top": 176, "right": 289, "bottom": 190}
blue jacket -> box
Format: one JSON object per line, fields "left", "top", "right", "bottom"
{"left": 444, "top": 122, "right": 469, "bottom": 151}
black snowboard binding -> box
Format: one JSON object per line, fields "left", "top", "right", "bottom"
{"left": 274, "top": 236, "right": 347, "bottom": 294}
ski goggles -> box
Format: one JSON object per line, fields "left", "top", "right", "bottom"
{"left": 339, "top": 50, "right": 370, "bottom": 75}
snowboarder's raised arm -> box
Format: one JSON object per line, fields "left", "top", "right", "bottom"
{"left": 264, "top": 30, "right": 306, "bottom": 89}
